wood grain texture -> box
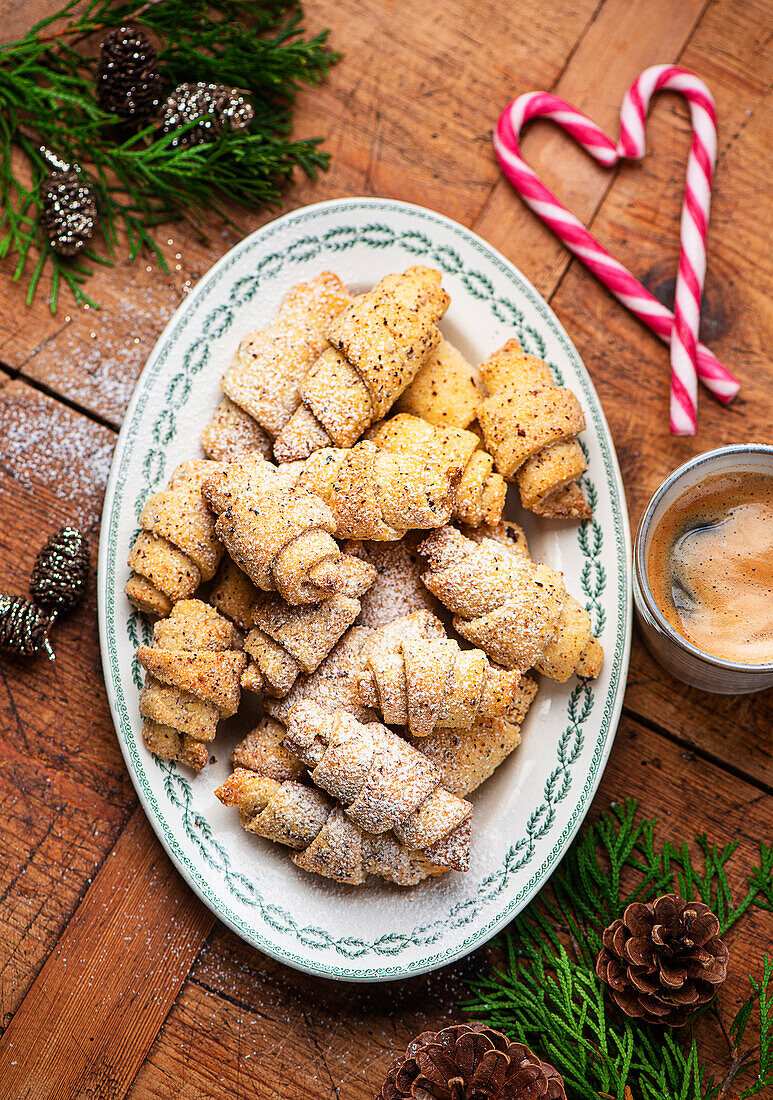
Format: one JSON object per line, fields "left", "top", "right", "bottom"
{"left": 0, "top": 0, "right": 601, "bottom": 426}
{"left": 124, "top": 715, "right": 773, "bottom": 1100}
{"left": 0, "top": 0, "right": 770, "bottom": 1096}
{"left": 0, "top": 378, "right": 127, "bottom": 803}
{"left": 0, "top": 808, "right": 214, "bottom": 1100}
{"left": 542, "top": 0, "right": 773, "bottom": 781}
{"left": 0, "top": 378, "right": 142, "bottom": 1027}
{"left": 473, "top": 0, "right": 710, "bottom": 295}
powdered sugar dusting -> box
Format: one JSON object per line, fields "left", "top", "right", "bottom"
{"left": 348, "top": 538, "right": 440, "bottom": 628}
{"left": 0, "top": 383, "right": 114, "bottom": 528}
{"left": 284, "top": 702, "right": 472, "bottom": 871}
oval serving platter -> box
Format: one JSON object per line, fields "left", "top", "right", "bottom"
{"left": 98, "top": 197, "right": 632, "bottom": 981}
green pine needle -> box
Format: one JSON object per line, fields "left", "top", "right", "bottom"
{"left": 464, "top": 801, "right": 773, "bottom": 1100}
{"left": 0, "top": 0, "right": 339, "bottom": 311}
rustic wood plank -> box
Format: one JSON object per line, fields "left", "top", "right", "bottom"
{"left": 0, "top": 807, "right": 214, "bottom": 1100}
{"left": 473, "top": 0, "right": 710, "bottom": 295}
{"left": 0, "top": 0, "right": 601, "bottom": 425}
{"left": 0, "top": 755, "right": 130, "bottom": 1030}
{"left": 542, "top": 0, "right": 773, "bottom": 779}
{"left": 125, "top": 714, "right": 773, "bottom": 1100}
{"left": 0, "top": 0, "right": 70, "bottom": 40}
{"left": 0, "top": 5, "right": 769, "bottom": 1099}
{"left": 0, "top": 377, "right": 141, "bottom": 1025}
{"left": 0, "top": 378, "right": 127, "bottom": 802}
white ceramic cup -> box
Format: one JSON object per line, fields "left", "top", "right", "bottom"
{"left": 633, "top": 443, "right": 773, "bottom": 694}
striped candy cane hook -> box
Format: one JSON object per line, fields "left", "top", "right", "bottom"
{"left": 494, "top": 65, "right": 740, "bottom": 436}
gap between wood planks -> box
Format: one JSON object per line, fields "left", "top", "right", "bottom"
{"left": 0, "top": 808, "right": 216, "bottom": 1098}
{"left": 0, "top": 359, "right": 119, "bottom": 434}
{"left": 622, "top": 707, "right": 773, "bottom": 799}
{"left": 99, "top": 713, "right": 773, "bottom": 1099}
{"left": 536, "top": 0, "right": 713, "bottom": 323}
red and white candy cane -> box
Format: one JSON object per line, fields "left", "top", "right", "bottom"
{"left": 494, "top": 64, "right": 740, "bottom": 436}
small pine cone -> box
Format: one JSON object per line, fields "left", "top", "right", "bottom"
{"left": 96, "top": 25, "right": 163, "bottom": 122}
{"left": 30, "top": 526, "right": 90, "bottom": 615}
{"left": 39, "top": 170, "right": 97, "bottom": 257}
{"left": 377, "top": 1023, "right": 566, "bottom": 1100}
{"left": 596, "top": 894, "right": 729, "bottom": 1027}
{"left": 0, "top": 595, "right": 53, "bottom": 658}
{"left": 159, "top": 82, "right": 254, "bottom": 147}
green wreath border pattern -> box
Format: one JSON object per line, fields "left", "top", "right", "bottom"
{"left": 108, "top": 202, "right": 626, "bottom": 967}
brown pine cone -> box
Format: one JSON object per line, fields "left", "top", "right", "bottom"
{"left": 596, "top": 894, "right": 729, "bottom": 1026}
{"left": 376, "top": 1022, "right": 566, "bottom": 1100}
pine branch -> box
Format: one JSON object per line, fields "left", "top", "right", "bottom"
{"left": 464, "top": 801, "right": 773, "bottom": 1100}
{"left": 0, "top": 0, "right": 338, "bottom": 311}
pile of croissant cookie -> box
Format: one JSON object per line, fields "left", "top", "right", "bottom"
{"left": 126, "top": 265, "right": 602, "bottom": 888}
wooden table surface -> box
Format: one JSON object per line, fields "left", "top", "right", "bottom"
{"left": 0, "top": 1, "right": 771, "bottom": 1097}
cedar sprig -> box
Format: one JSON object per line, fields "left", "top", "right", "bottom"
{"left": 0, "top": 0, "right": 338, "bottom": 312}
{"left": 465, "top": 800, "right": 773, "bottom": 1100}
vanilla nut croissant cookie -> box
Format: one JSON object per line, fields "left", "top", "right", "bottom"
{"left": 217, "top": 768, "right": 445, "bottom": 886}
{"left": 126, "top": 459, "right": 224, "bottom": 617}
{"left": 367, "top": 413, "right": 506, "bottom": 528}
{"left": 357, "top": 610, "right": 524, "bottom": 738}
{"left": 201, "top": 397, "right": 274, "bottom": 465}
{"left": 137, "top": 599, "right": 247, "bottom": 770}
{"left": 291, "top": 438, "right": 460, "bottom": 541}
{"left": 263, "top": 622, "right": 538, "bottom": 809}
{"left": 125, "top": 264, "right": 610, "bottom": 890}
{"left": 396, "top": 336, "right": 482, "bottom": 429}
{"left": 203, "top": 474, "right": 370, "bottom": 694}
{"left": 477, "top": 339, "right": 591, "bottom": 519}
{"left": 274, "top": 266, "right": 450, "bottom": 459}
{"left": 210, "top": 550, "right": 363, "bottom": 698}
{"left": 208, "top": 556, "right": 260, "bottom": 631}
{"left": 260, "top": 532, "right": 445, "bottom": 723}
{"left": 233, "top": 717, "right": 306, "bottom": 781}
{"left": 416, "top": 675, "right": 538, "bottom": 797}
{"left": 219, "top": 718, "right": 444, "bottom": 885}
{"left": 217, "top": 271, "right": 351, "bottom": 441}
{"left": 266, "top": 625, "right": 377, "bottom": 725}
{"left": 219, "top": 683, "right": 537, "bottom": 882}
{"left": 419, "top": 526, "right": 603, "bottom": 681}
{"left": 284, "top": 702, "right": 473, "bottom": 871}
{"left": 242, "top": 590, "right": 363, "bottom": 697}
{"left": 201, "top": 452, "right": 375, "bottom": 605}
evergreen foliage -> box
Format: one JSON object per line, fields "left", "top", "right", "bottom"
{"left": 465, "top": 801, "right": 773, "bottom": 1099}
{"left": 0, "top": 0, "right": 338, "bottom": 310}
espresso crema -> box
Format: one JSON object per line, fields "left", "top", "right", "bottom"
{"left": 646, "top": 471, "right": 773, "bottom": 664}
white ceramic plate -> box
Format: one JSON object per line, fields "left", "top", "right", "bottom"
{"left": 98, "top": 197, "right": 631, "bottom": 981}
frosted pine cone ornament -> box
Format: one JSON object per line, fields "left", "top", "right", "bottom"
{"left": 596, "top": 894, "right": 729, "bottom": 1026}
{"left": 0, "top": 595, "right": 53, "bottom": 659}
{"left": 30, "top": 525, "right": 89, "bottom": 615}
{"left": 96, "top": 25, "right": 163, "bottom": 122}
{"left": 376, "top": 1023, "right": 566, "bottom": 1100}
{"left": 159, "top": 82, "right": 254, "bottom": 147}
{"left": 39, "top": 169, "right": 96, "bottom": 256}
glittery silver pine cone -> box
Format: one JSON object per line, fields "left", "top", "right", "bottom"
{"left": 39, "top": 170, "right": 97, "bottom": 257}
{"left": 0, "top": 595, "right": 53, "bottom": 658}
{"left": 30, "top": 525, "right": 90, "bottom": 615}
{"left": 96, "top": 24, "right": 163, "bottom": 122}
{"left": 159, "top": 82, "right": 255, "bottom": 148}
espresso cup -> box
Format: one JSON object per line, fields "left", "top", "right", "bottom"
{"left": 633, "top": 443, "right": 773, "bottom": 694}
